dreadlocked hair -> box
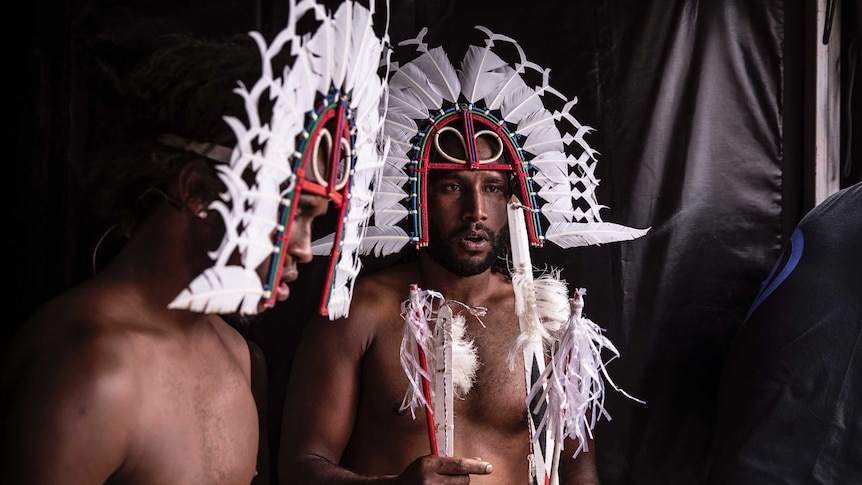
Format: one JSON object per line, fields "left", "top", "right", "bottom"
{"left": 85, "top": 33, "right": 265, "bottom": 236}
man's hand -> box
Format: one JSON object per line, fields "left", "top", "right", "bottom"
{"left": 396, "top": 455, "right": 492, "bottom": 483}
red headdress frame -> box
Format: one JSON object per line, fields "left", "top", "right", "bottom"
{"left": 262, "top": 92, "right": 355, "bottom": 312}
{"left": 409, "top": 103, "right": 544, "bottom": 248}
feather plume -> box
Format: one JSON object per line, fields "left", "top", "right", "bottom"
{"left": 359, "top": 226, "right": 411, "bottom": 256}
{"left": 399, "top": 29, "right": 461, "bottom": 102}
{"left": 449, "top": 312, "right": 478, "bottom": 396}
{"left": 390, "top": 61, "right": 446, "bottom": 109}
{"left": 509, "top": 268, "right": 570, "bottom": 366}
{"left": 545, "top": 222, "right": 651, "bottom": 248}
{"left": 408, "top": 48, "right": 461, "bottom": 103}
{"left": 169, "top": 266, "right": 265, "bottom": 315}
{"left": 459, "top": 44, "right": 508, "bottom": 103}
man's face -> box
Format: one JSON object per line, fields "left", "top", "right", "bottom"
{"left": 258, "top": 192, "right": 329, "bottom": 311}
{"left": 425, "top": 135, "right": 510, "bottom": 277}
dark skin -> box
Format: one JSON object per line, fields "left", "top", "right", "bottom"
{"left": 279, "top": 137, "right": 599, "bottom": 484}
{"left": 0, "top": 158, "right": 329, "bottom": 484}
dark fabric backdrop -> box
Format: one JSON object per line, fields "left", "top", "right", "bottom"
{"left": 9, "top": 1, "right": 860, "bottom": 484}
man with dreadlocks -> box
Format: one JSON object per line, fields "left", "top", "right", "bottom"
{"left": 0, "top": 1, "right": 389, "bottom": 483}
{"left": 279, "top": 25, "right": 647, "bottom": 484}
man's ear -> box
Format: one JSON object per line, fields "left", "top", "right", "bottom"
{"left": 176, "top": 158, "right": 213, "bottom": 217}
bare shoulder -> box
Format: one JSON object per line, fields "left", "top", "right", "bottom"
{"left": 344, "top": 263, "right": 418, "bottom": 322}
{"left": 1, "top": 287, "right": 147, "bottom": 478}
{"left": 300, "top": 262, "right": 418, "bottom": 347}
{"left": 2, "top": 287, "right": 145, "bottom": 414}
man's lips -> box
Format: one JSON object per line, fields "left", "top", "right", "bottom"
{"left": 459, "top": 230, "right": 489, "bottom": 251}
{"left": 277, "top": 268, "right": 299, "bottom": 302}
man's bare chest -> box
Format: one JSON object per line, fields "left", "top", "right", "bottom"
{"left": 364, "top": 308, "right": 530, "bottom": 433}
{"left": 128, "top": 357, "right": 258, "bottom": 484}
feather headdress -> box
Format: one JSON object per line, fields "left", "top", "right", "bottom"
{"left": 345, "top": 25, "right": 649, "bottom": 256}
{"left": 169, "top": 0, "right": 389, "bottom": 318}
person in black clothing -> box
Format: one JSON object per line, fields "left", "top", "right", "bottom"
{"left": 707, "top": 181, "right": 862, "bottom": 483}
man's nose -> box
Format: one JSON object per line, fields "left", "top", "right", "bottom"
{"left": 287, "top": 226, "right": 314, "bottom": 264}
{"left": 463, "top": 187, "right": 488, "bottom": 222}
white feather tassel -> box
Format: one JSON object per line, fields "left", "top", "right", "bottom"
{"left": 546, "top": 288, "right": 645, "bottom": 458}
{"left": 398, "top": 285, "right": 440, "bottom": 418}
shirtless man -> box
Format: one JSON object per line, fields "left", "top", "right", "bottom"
{"left": 0, "top": 5, "right": 388, "bottom": 479}
{"left": 278, "top": 133, "right": 600, "bottom": 484}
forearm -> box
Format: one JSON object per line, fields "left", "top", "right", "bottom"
{"left": 560, "top": 469, "right": 600, "bottom": 485}
{"left": 281, "top": 454, "right": 397, "bottom": 485}
{"left": 558, "top": 449, "right": 600, "bottom": 485}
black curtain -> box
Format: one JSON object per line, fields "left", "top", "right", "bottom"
{"left": 13, "top": 1, "right": 858, "bottom": 484}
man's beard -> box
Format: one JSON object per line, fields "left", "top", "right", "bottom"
{"left": 425, "top": 221, "right": 509, "bottom": 277}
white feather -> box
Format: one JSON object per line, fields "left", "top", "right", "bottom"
{"left": 408, "top": 48, "right": 461, "bottom": 103}
{"left": 529, "top": 151, "right": 572, "bottom": 181}
{"left": 387, "top": 87, "right": 432, "bottom": 120}
{"left": 532, "top": 271, "right": 571, "bottom": 335}
{"left": 330, "top": 1, "right": 353, "bottom": 89}
{"left": 522, "top": 123, "right": 569, "bottom": 155}
{"left": 545, "top": 223, "right": 651, "bottom": 248}
{"left": 459, "top": 44, "right": 507, "bottom": 104}
{"left": 449, "top": 312, "right": 478, "bottom": 396}
{"left": 514, "top": 107, "right": 562, "bottom": 144}
{"left": 360, "top": 226, "right": 411, "bottom": 256}
{"left": 169, "top": 266, "right": 264, "bottom": 315}
{"left": 311, "top": 233, "right": 335, "bottom": 256}
{"left": 496, "top": 78, "right": 544, "bottom": 122}
{"left": 390, "top": 61, "right": 446, "bottom": 109}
